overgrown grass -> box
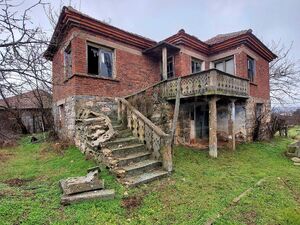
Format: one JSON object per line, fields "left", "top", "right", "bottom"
{"left": 0, "top": 136, "right": 299, "bottom": 224}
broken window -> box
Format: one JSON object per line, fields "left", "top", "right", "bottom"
{"left": 167, "top": 56, "right": 174, "bottom": 78}
{"left": 214, "top": 57, "right": 234, "bottom": 74}
{"left": 87, "top": 44, "right": 114, "bottom": 78}
{"left": 191, "top": 58, "right": 202, "bottom": 73}
{"left": 64, "top": 44, "right": 72, "bottom": 78}
{"left": 247, "top": 56, "right": 255, "bottom": 82}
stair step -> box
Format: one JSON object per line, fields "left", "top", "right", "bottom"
{"left": 117, "top": 151, "right": 151, "bottom": 167}
{"left": 122, "top": 159, "right": 162, "bottom": 176}
{"left": 106, "top": 136, "right": 140, "bottom": 149}
{"left": 116, "top": 129, "right": 132, "bottom": 138}
{"left": 111, "top": 120, "right": 121, "bottom": 126}
{"left": 113, "top": 124, "right": 127, "bottom": 131}
{"left": 111, "top": 144, "right": 146, "bottom": 157}
{"left": 124, "top": 170, "right": 169, "bottom": 187}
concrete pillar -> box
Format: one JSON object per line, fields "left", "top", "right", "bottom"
{"left": 228, "top": 99, "right": 236, "bottom": 150}
{"left": 209, "top": 96, "right": 218, "bottom": 158}
{"left": 162, "top": 47, "right": 167, "bottom": 80}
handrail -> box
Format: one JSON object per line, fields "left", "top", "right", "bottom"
{"left": 124, "top": 68, "right": 249, "bottom": 99}
{"left": 118, "top": 98, "right": 169, "bottom": 137}
{"left": 124, "top": 80, "right": 167, "bottom": 99}
{"left": 117, "top": 97, "right": 172, "bottom": 172}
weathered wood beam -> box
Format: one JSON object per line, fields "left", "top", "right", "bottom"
{"left": 209, "top": 96, "right": 218, "bottom": 158}
{"left": 162, "top": 47, "right": 167, "bottom": 80}
{"left": 228, "top": 99, "right": 236, "bottom": 150}
{"left": 170, "top": 77, "right": 181, "bottom": 147}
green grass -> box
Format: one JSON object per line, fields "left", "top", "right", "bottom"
{"left": 0, "top": 136, "right": 299, "bottom": 224}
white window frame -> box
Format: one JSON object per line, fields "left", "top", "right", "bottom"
{"left": 87, "top": 42, "right": 116, "bottom": 79}
{"left": 191, "top": 57, "right": 203, "bottom": 73}
{"left": 214, "top": 56, "right": 235, "bottom": 75}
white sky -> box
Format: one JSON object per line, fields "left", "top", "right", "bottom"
{"left": 14, "top": 0, "right": 300, "bottom": 107}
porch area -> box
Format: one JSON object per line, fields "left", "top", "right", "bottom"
{"left": 176, "top": 97, "right": 248, "bottom": 157}
{"left": 159, "top": 69, "right": 250, "bottom": 157}
{"left": 125, "top": 68, "right": 250, "bottom": 158}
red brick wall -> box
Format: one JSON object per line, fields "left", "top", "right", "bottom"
{"left": 52, "top": 29, "right": 160, "bottom": 101}
{"left": 174, "top": 52, "right": 191, "bottom": 77}
{"left": 235, "top": 48, "right": 270, "bottom": 99}
{"left": 52, "top": 28, "right": 270, "bottom": 102}
{"left": 52, "top": 34, "right": 76, "bottom": 102}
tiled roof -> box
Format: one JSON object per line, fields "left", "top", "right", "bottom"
{"left": 0, "top": 90, "right": 52, "bottom": 109}
{"left": 205, "top": 29, "right": 252, "bottom": 45}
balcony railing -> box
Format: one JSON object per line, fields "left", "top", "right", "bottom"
{"left": 160, "top": 69, "right": 249, "bottom": 99}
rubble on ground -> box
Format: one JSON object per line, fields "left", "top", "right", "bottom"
{"left": 286, "top": 141, "right": 300, "bottom": 166}
{"left": 59, "top": 166, "right": 115, "bottom": 205}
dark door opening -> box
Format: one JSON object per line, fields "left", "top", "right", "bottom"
{"left": 195, "top": 104, "right": 209, "bottom": 139}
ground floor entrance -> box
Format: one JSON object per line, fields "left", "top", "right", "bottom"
{"left": 191, "top": 103, "right": 209, "bottom": 140}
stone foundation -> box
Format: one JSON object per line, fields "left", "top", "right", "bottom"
{"left": 53, "top": 93, "right": 271, "bottom": 145}
{"left": 53, "top": 95, "right": 118, "bottom": 140}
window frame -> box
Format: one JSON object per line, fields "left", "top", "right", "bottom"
{"left": 167, "top": 56, "right": 174, "bottom": 79}
{"left": 64, "top": 44, "right": 72, "bottom": 78}
{"left": 247, "top": 56, "right": 255, "bottom": 83}
{"left": 214, "top": 56, "right": 235, "bottom": 75}
{"left": 191, "top": 57, "right": 203, "bottom": 73}
{"left": 87, "top": 42, "right": 115, "bottom": 79}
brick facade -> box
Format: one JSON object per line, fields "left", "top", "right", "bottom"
{"left": 52, "top": 28, "right": 160, "bottom": 102}
{"left": 46, "top": 6, "right": 276, "bottom": 141}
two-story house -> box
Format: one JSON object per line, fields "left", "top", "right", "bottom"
{"left": 45, "top": 6, "right": 276, "bottom": 159}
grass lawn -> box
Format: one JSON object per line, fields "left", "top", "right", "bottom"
{"left": 0, "top": 135, "right": 299, "bottom": 225}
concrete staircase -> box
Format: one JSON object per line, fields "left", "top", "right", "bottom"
{"left": 106, "top": 119, "right": 168, "bottom": 187}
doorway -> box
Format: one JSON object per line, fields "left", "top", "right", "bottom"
{"left": 195, "top": 104, "right": 209, "bottom": 139}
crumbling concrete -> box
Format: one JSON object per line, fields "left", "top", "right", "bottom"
{"left": 61, "top": 189, "right": 115, "bottom": 205}
{"left": 60, "top": 167, "right": 115, "bottom": 205}
{"left": 59, "top": 168, "right": 104, "bottom": 195}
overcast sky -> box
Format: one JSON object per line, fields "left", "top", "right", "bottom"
{"left": 21, "top": 0, "right": 300, "bottom": 106}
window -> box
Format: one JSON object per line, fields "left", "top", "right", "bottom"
{"left": 87, "top": 44, "right": 114, "bottom": 78}
{"left": 214, "top": 57, "right": 234, "bottom": 74}
{"left": 247, "top": 56, "right": 255, "bottom": 82}
{"left": 64, "top": 44, "right": 72, "bottom": 78}
{"left": 167, "top": 56, "right": 174, "bottom": 78}
{"left": 191, "top": 58, "right": 202, "bottom": 73}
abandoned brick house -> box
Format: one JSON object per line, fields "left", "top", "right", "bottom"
{"left": 44, "top": 6, "right": 276, "bottom": 185}
{"left": 0, "top": 90, "right": 52, "bottom": 134}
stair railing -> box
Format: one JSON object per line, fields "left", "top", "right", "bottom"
{"left": 117, "top": 98, "right": 172, "bottom": 172}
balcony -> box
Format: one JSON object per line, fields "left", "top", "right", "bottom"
{"left": 160, "top": 69, "right": 249, "bottom": 100}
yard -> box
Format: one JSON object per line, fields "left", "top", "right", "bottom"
{"left": 0, "top": 129, "right": 300, "bottom": 225}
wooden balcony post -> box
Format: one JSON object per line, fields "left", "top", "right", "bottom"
{"left": 162, "top": 47, "right": 168, "bottom": 80}
{"left": 228, "top": 99, "right": 236, "bottom": 150}
{"left": 117, "top": 99, "right": 122, "bottom": 121}
{"left": 209, "top": 96, "right": 218, "bottom": 158}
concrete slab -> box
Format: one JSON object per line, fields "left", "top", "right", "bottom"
{"left": 60, "top": 170, "right": 104, "bottom": 195}
{"left": 61, "top": 189, "right": 115, "bottom": 205}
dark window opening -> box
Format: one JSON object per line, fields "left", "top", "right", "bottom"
{"left": 87, "top": 45, "right": 113, "bottom": 77}
{"left": 191, "top": 58, "right": 202, "bottom": 73}
{"left": 248, "top": 56, "right": 255, "bottom": 82}
{"left": 167, "top": 56, "right": 174, "bottom": 78}
{"left": 64, "top": 44, "right": 72, "bottom": 78}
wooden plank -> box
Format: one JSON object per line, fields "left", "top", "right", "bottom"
{"left": 170, "top": 77, "right": 181, "bottom": 146}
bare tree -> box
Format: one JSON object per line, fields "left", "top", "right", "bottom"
{"left": 0, "top": 0, "right": 52, "bottom": 134}
{"left": 269, "top": 41, "right": 300, "bottom": 104}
